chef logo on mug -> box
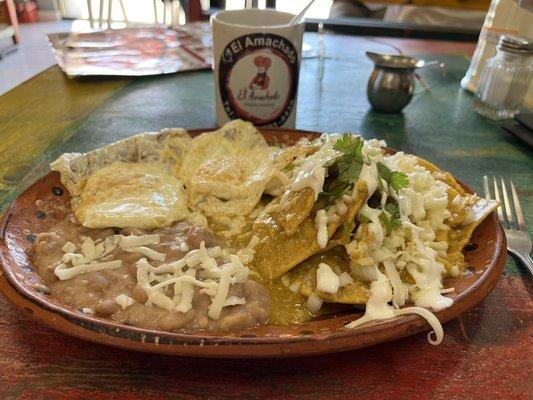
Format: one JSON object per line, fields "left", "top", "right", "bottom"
{"left": 250, "top": 56, "right": 271, "bottom": 90}
{"left": 218, "top": 33, "right": 300, "bottom": 127}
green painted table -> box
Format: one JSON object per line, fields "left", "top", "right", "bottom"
{"left": 0, "top": 34, "right": 531, "bottom": 399}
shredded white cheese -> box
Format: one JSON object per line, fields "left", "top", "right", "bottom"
{"left": 55, "top": 260, "right": 122, "bottom": 280}
{"left": 52, "top": 233, "right": 253, "bottom": 322}
{"left": 124, "top": 246, "right": 166, "bottom": 262}
{"left": 382, "top": 258, "right": 407, "bottom": 308}
{"left": 132, "top": 241, "right": 250, "bottom": 321}
{"left": 208, "top": 267, "right": 232, "bottom": 320}
{"left": 341, "top": 149, "right": 461, "bottom": 344}
{"left": 174, "top": 268, "right": 196, "bottom": 313}
{"left": 61, "top": 241, "right": 77, "bottom": 253}
{"left": 119, "top": 234, "right": 160, "bottom": 248}
{"left": 440, "top": 287, "right": 455, "bottom": 294}
{"left": 54, "top": 234, "right": 163, "bottom": 280}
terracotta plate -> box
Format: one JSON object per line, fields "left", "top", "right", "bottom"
{"left": 0, "top": 128, "right": 506, "bottom": 358}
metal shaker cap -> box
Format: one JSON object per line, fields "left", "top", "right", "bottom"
{"left": 497, "top": 35, "right": 533, "bottom": 54}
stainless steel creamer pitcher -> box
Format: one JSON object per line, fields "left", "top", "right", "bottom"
{"left": 366, "top": 52, "right": 446, "bottom": 113}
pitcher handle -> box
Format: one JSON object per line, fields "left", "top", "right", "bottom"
{"left": 413, "top": 61, "right": 446, "bottom": 94}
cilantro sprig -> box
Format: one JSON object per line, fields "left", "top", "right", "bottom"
{"left": 358, "top": 214, "right": 371, "bottom": 224}
{"left": 379, "top": 202, "right": 403, "bottom": 235}
{"left": 359, "top": 202, "right": 403, "bottom": 236}
{"left": 320, "top": 135, "right": 408, "bottom": 236}
{"left": 384, "top": 202, "right": 401, "bottom": 221}
{"left": 377, "top": 163, "right": 409, "bottom": 191}
{"left": 321, "top": 134, "right": 365, "bottom": 200}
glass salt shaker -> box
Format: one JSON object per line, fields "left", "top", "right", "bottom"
{"left": 473, "top": 35, "right": 533, "bottom": 120}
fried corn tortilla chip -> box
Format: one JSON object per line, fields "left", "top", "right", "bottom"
{"left": 422, "top": 159, "right": 498, "bottom": 270}
{"left": 447, "top": 197, "right": 499, "bottom": 261}
{"left": 295, "top": 246, "right": 369, "bottom": 304}
{"left": 250, "top": 182, "right": 368, "bottom": 280}
{"left": 300, "top": 280, "right": 369, "bottom": 304}
{"left": 416, "top": 156, "right": 467, "bottom": 196}
{"left": 262, "top": 188, "right": 317, "bottom": 237}
{"left": 278, "top": 246, "right": 369, "bottom": 304}
{"left": 416, "top": 156, "right": 498, "bottom": 272}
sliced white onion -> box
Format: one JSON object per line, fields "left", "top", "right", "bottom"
{"left": 306, "top": 293, "right": 323, "bottom": 314}
{"left": 316, "top": 263, "right": 340, "bottom": 295}
{"left": 338, "top": 272, "right": 354, "bottom": 288}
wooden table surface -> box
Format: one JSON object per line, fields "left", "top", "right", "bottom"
{"left": 0, "top": 34, "right": 531, "bottom": 399}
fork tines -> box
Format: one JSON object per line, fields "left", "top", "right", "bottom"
{"left": 483, "top": 176, "right": 526, "bottom": 231}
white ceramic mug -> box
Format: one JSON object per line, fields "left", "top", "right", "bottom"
{"left": 211, "top": 9, "right": 305, "bottom": 128}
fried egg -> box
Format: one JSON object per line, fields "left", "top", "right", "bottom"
{"left": 75, "top": 162, "right": 188, "bottom": 229}
{"left": 176, "top": 120, "right": 317, "bottom": 235}
{"left": 176, "top": 120, "right": 276, "bottom": 232}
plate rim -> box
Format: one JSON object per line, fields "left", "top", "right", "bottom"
{"left": 0, "top": 127, "right": 506, "bottom": 358}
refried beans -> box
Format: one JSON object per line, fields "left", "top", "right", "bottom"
{"left": 33, "top": 217, "right": 269, "bottom": 332}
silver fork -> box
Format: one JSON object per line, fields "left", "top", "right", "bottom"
{"left": 483, "top": 176, "right": 533, "bottom": 275}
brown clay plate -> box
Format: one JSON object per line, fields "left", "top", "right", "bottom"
{"left": 0, "top": 128, "right": 506, "bottom": 358}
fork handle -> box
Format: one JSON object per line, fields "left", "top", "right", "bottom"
{"left": 512, "top": 252, "right": 533, "bottom": 276}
